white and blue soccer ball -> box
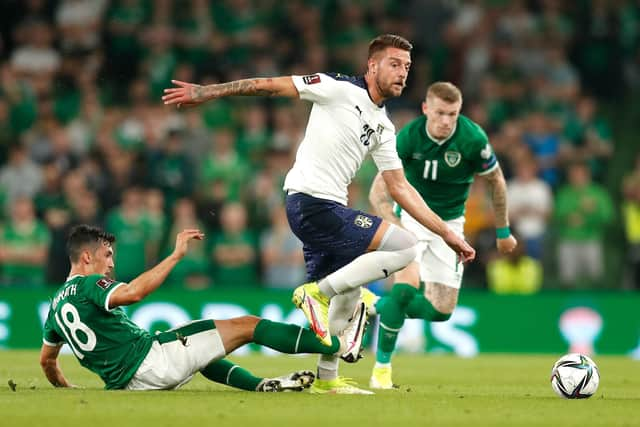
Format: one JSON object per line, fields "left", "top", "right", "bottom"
{"left": 550, "top": 353, "right": 600, "bottom": 399}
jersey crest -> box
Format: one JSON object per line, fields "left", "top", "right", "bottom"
{"left": 354, "top": 215, "right": 373, "bottom": 228}
{"left": 96, "top": 277, "right": 117, "bottom": 289}
{"left": 444, "top": 151, "right": 462, "bottom": 167}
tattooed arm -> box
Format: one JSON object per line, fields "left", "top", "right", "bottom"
{"left": 162, "top": 77, "right": 299, "bottom": 107}
{"left": 479, "top": 166, "right": 517, "bottom": 253}
{"left": 482, "top": 166, "right": 509, "bottom": 228}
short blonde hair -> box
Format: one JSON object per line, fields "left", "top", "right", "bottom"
{"left": 426, "top": 82, "right": 462, "bottom": 103}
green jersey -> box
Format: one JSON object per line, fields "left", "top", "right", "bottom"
{"left": 42, "top": 274, "right": 153, "bottom": 389}
{"left": 0, "top": 220, "right": 51, "bottom": 286}
{"left": 396, "top": 114, "right": 498, "bottom": 220}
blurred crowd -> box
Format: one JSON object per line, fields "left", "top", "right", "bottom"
{"left": 0, "top": 0, "right": 639, "bottom": 291}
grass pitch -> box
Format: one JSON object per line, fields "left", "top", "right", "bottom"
{"left": 1, "top": 351, "right": 638, "bottom": 427}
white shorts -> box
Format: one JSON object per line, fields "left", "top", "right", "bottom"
{"left": 126, "top": 320, "right": 226, "bottom": 390}
{"left": 400, "top": 212, "right": 465, "bottom": 289}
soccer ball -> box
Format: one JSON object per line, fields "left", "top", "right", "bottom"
{"left": 550, "top": 353, "right": 600, "bottom": 399}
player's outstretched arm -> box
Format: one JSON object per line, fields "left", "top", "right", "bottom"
{"left": 479, "top": 167, "right": 517, "bottom": 254}
{"left": 40, "top": 343, "right": 75, "bottom": 388}
{"left": 369, "top": 172, "right": 402, "bottom": 226}
{"left": 381, "top": 169, "right": 476, "bottom": 262}
{"left": 162, "top": 77, "right": 299, "bottom": 108}
{"left": 109, "top": 229, "right": 204, "bottom": 307}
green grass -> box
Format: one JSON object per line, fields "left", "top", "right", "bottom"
{"left": 1, "top": 351, "right": 638, "bottom": 427}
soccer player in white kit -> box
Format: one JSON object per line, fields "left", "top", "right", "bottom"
{"left": 163, "top": 34, "right": 475, "bottom": 394}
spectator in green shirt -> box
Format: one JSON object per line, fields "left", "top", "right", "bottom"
{"left": 143, "top": 188, "right": 167, "bottom": 264}
{"left": 147, "top": 129, "right": 195, "bottom": 208}
{"left": 561, "top": 95, "right": 613, "bottom": 182}
{"left": 199, "top": 127, "right": 250, "bottom": 202}
{"left": 105, "top": 187, "right": 149, "bottom": 282}
{"left": 554, "top": 162, "right": 614, "bottom": 288}
{"left": 164, "top": 197, "right": 209, "bottom": 289}
{"left": 0, "top": 197, "right": 51, "bottom": 287}
{"left": 209, "top": 202, "right": 257, "bottom": 287}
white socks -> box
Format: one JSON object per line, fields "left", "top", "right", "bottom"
{"left": 318, "top": 224, "right": 417, "bottom": 296}
{"left": 317, "top": 289, "right": 360, "bottom": 380}
{"left": 319, "top": 246, "right": 416, "bottom": 295}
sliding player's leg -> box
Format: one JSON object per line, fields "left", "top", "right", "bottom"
{"left": 125, "top": 314, "right": 365, "bottom": 391}
{"left": 200, "top": 313, "right": 366, "bottom": 393}
{"left": 215, "top": 315, "right": 363, "bottom": 359}
{"left": 200, "top": 359, "right": 315, "bottom": 392}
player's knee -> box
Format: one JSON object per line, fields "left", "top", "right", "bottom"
{"left": 233, "top": 315, "right": 261, "bottom": 339}
{"left": 397, "top": 227, "right": 418, "bottom": 249}
{"left": 428, "top": 298, "right": 455, "bottom": 321}
{"left": 398, "top": 245, "right": 418, "bottom": 267}
{"left": 380, "top": 224, "right": 418, "bottom": 251}
{"left": 244, "top": 315, "right": 261, "bottom": 327}
{"left": 409, "top": 293, "right": 454, "bottom": 322}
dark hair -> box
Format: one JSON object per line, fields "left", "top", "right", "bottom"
{"left": 67, "top": 225, "right": 115, "bottom": 263}
{"left": 368, "top": 34, "right": 413, "bottom": 59}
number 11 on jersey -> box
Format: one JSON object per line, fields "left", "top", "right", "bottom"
{"left": 423, "top": 160, "right": 438, "bottom": 181}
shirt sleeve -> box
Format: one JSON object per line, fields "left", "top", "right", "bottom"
{"left": 395, "top": 124, "right": 413, "bottom": 161}
{"left": 471, "top": 134, "right": 499, "bottom": 176}
{"left": 370, "top": 134, "right": 403, "bottom": 172}
{"left": 42, "top": 309, "right": 63, "bottom": 346}
{"left": 83, "top": 274, "right": 126, "bottom": 312}
{"left": 291, "top": 73, "right": 343, "bottom": 104}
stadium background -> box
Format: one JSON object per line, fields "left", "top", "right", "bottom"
{"left": 0, "top": 0, "right": 639, "bottom": 356}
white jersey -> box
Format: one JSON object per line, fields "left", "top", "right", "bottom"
{"left": 284, "top": 73, "right": 402, "bottom": 205}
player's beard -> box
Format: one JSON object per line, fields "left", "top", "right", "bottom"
{"left": 378, "top": 77, "right": 405, "bottom": 99}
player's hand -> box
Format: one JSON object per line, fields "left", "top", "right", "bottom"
{"left": 496, "top": 235, "right": 517, "bottom": 254}
{"left": 443, "top": 231, "right": 476, "bottom": 263}
{"left": 162, "top": 80, "right": 205, "bottom": 108}
{"left": 172, "top": 229, "right": 205, "bottom": 259}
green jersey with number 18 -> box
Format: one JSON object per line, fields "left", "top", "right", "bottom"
{"left": 42, "top": 274, "right": 153, "bottom": 389}
{"left": 395, "top": 114, "right": 498, "bottom": 221}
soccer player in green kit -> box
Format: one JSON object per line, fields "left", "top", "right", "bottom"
{"left": 40, "top": 225, "right": 366, "bottom": 391}
{"left": 366, "top": 82, "right": 517, "bottom": 389}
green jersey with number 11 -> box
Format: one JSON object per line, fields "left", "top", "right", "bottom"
{"left": 395, "top": 114, "right": 498, "bottom": 221}
{"left": 42, "top": 275, "right": 153, "bottom": 389}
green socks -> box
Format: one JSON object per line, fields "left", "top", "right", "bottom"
{"left": 253, "top": 319, "right": 340, "bottom": 354}
{"left": 200, "top": 359, "right": 261, "bottom": 391}
{"left": 374, "top": 284, "right": 452, "bottom": 364}
{"left": 375, "top": 283, "right": 417, "bottom": 364}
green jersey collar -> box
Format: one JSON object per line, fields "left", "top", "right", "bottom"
{"left": 425, "top": 120, "right": 457, "bottom": 146}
